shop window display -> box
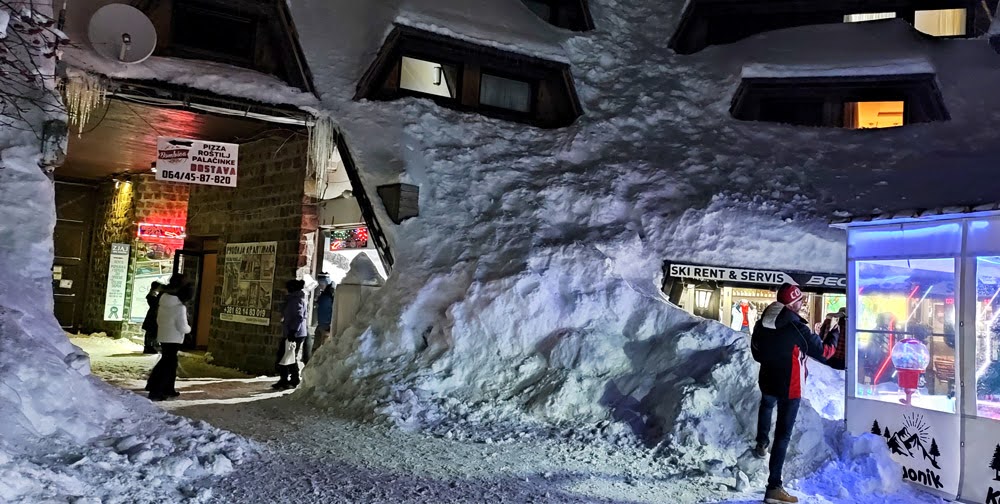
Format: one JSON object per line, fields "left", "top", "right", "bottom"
{"left": 855, "top": 258, "right": 957, "bottom": 413}
{"left": 975, "top": 256, "right": 1000, "bottom": 419}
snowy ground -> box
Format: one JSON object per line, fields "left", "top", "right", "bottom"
{"left": 162, "top": 393, "right": 940, "bottom": 504}
{"left": 68, "top": 334, "right": 250, "bottom": 384}
{"left": 56, "top": 339, "right": 940, "bottom": 503}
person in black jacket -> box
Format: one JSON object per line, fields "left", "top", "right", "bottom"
{"left": 141, "top": 282, "right": 163, "bottom": 354}
{"left": 750, "top": 283, "right": 839, "bottom": 504}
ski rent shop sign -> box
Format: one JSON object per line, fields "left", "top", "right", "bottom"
{"left": 666, "top": 262, "right": 847, "bottom": 289}
{"left": 155, "top": 137, "right": 239, "bottom": 187}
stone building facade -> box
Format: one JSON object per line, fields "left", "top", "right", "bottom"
{"left": 186, "top": 136, "right": 318, "bottom": 373}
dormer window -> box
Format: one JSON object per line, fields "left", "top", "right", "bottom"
{"left": 672, "top": 0, "right": 990, "bottom": 54}
{"left": 172, "top": 3, "right": 257, "bottom": 64}
{"left": 844, "top": 8, "right": 968, "bottom": 36}
{"left": 519, "top": 0, "right": 595, "bottom": 31}
{"left": 731, "top": 73, "right": 949, "bottom": 128}
{"left": 139, "top": 0, "right": 316, "bottom": 93}
{"left": 356, "top": 26, "right": 582, "bottom": 128}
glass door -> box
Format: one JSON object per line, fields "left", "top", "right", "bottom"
{"left": 173, "top": 250, "right": 203, "bottom": 349}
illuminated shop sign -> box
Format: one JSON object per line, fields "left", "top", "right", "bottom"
{"left": 664, "top": 261, "right": 847, "bottom": 291}
{"left": 329, "top": 227, "right": 369, "bottom": 251}
{"left": 137, "top": 223, "right": 187, "bottom": 240}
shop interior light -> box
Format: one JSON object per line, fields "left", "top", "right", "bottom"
{"left": 695, "top": 286, "right": 713, "bottom": 310}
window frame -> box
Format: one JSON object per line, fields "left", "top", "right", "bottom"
{"left": 396, "top": 54, "right": 464, "bottom": 103}
{"left": 477, "top": 69, "right": 539, "bottom": 117}
{"left": 170, "top": 1, "right": 259, "bottom": 66}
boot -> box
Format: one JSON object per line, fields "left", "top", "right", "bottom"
{"left": 753, "top": 442, "right": 768, "bottom": 459}
{"left": 764, "top": 486, "right": 798, "bottom": 503}
{"left": 270, "top": 380, "right": 290, "bottom": 390}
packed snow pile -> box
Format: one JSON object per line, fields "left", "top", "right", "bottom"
{"left": 294, "top": 0, "right": 867, "bottom": 474}
{"left": 0, "top": 3, "right": 254, "bottom": 500}
{"left": 0, "top": 133, "right": 255, "bottom": 502}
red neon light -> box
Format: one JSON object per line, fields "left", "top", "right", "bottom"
{"left": 138, "top": 223, "right": 186, "bottom": 240}
{"left": 945, "top": 297, "right": 954, "bottom": 305}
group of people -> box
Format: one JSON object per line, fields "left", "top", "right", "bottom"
{"left": 750, "top": 283, "right": 846, "bottom": 504}
{"left": 140, "top": 273, "right": 336, "bottom": 399}
{"left": 141, "top": 274, "right": 194, "bottom": 401}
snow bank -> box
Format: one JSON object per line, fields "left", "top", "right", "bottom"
{"left": 0, "top": 3, "right": 254, "bottom": 500}
{"left": 293, "top": 0, "right": 863, "bottom": 472}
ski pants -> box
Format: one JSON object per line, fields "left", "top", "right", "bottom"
{"left": 755, "top": 394, "right": 800, "bottom": 489}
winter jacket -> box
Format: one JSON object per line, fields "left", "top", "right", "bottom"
{"left": 316, "top": 288, "right": 334, "bottom": 328}
{"left": 283, "top": 290, "right": 308, "bottom": 339}
{"left": 141, "top": 292, "right": 161, "bottom": 332}
{"left": 156, "top": 294, "right": 191, "bottom": 345}
{"left": 751, "top": 302, "right": 838, "bottom": 399}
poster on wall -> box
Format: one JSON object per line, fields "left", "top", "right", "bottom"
{"left": 220, "top": 241, "right": 276, "bottom": 326}
{"left": 103, "top": 243, "right": 131, "bottom": 321}
{"left": 128, "top": 241, "right": 176, "bottom": 323}
{"left": 155, "top": 136, "right": 239, "bottom": 188}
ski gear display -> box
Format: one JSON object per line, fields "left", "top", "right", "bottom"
{"left": 731, "top": 300, "right": 759, "bottom": 332}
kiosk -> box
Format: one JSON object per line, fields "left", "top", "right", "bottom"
{"left": 841, "top": 211, "right": 1000, "bottom": 502}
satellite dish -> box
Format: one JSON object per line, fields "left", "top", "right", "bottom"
{"left": 88, "top": 4, "right": 157, "bottom": 64}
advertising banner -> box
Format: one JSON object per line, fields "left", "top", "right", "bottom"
{"left": 220, "top": 241, "right": 276, "bottom": 326}
{"left": 847, "top": 398, "right": 960, "bottom": 498}
{"left": 665, "top": 261, "right": 847, "bottom": 292}
{"left": 155, "top": 136, "right": 239, "bottom": 187}
{"left": 103, "top": 243, "right": 131, "bottom": 321}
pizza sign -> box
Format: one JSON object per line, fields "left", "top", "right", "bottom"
{"left": 155, "top": 137, "right": 239, "bottom": 187}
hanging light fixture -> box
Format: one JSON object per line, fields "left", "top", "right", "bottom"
{"left": 695, "top": 284, "right": 714, "bottom": 310}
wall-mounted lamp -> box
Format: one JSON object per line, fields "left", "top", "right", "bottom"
{"left": 694, "top": 285, "right": 714, "bottom": 311}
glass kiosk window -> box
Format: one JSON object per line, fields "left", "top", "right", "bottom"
{"left": 855, "top": 258, "right": 957, "bottom": 413}
{"left": 976, "top": 256, "right": 1000, "bottom": 419}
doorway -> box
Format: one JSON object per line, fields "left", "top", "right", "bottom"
{"left": 173, "top": 237, "right": 219, "bottom": 349}
{"left": 53, "top": 180, "right": 97, "bottom": 331}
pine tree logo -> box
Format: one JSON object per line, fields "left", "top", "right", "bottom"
{"left": 990, "top": 444, "right": 1000, "bottom": 481}
{"left": 927, "top": 439, "right": 941, "bottom": 467}
{"left": 871, "top": 420, "right": 881, "bottom": 436}
{"left": 883, "top": 427, "right": 890, "bottom": 439}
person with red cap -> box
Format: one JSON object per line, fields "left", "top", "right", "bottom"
{"left": 750, "top": 283, "right": 839, "bottom": 503}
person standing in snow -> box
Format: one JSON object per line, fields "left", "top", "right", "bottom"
{"left": 313, "top": 275, "right": 335, "bottom": 352}
{"left": 750, "top": 283, "right": 839, "bottom": 504}
{"left": 141, "top": 281, "right": 163, "bottom": 354}
{"left": 147, "top": 275, "right": 192, "bottom": 401}
{"left": 273, "top": 279, "right": 308, "bottom": 390}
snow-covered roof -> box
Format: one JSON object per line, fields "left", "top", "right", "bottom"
{"left": 62, "top": 46, "right": 320, "bottom": 109}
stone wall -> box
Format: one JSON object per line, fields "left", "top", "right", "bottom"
{"left": 82, "top": 179, "right": 135, "bottom": 337}
{"left": 81, "top": 176, "right": 189, "bottom": 338}
{"left": 187, "top": 136, "right": 317, "bottom": 374}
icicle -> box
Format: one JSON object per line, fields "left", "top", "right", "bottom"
{"left": 307, "top": 116, "right": 336, "bottom": 198}
{"left": 65, "top": 72, "right": 107, "bottom": 136}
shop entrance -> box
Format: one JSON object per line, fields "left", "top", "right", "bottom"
{"left": 174, "top": 238, "right": 219, "bottom": 349}
{"left": 663, "top": 261, "right": 847, "bottom": 332}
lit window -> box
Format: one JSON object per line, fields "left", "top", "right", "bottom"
{"left": 400, "top": 56, "right": 459, "bottom": 98}
{"left": 479, "top": 74, "right": 532, "bottom": 113}
{"left": 976, "top": 256, "right": 1000, "bottom": 419}
{"left": 914, "top": 8, "right": 966, "bottom": 37}
{"left": 844, "top": 12, "right": 896, "bottom": 23}
{"left": 844, "top": 101, "right": 904, "bottom": 129}
{"left": 854, "top": 258, "right": 957, "bottom": 413}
